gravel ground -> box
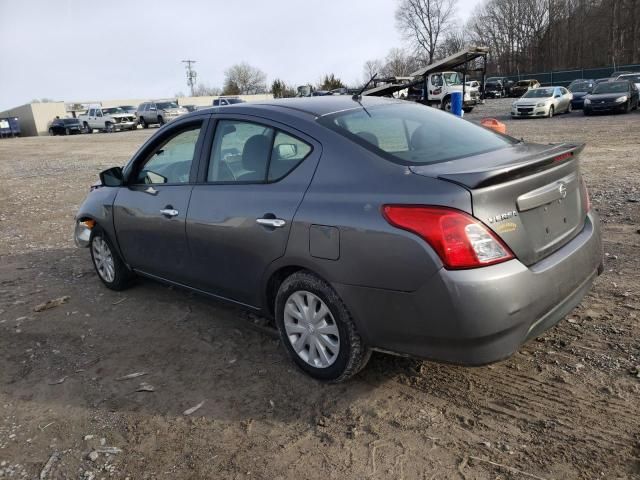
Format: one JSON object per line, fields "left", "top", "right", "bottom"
{"left": 0, "top": 99, "right": 639, "bottom": 479}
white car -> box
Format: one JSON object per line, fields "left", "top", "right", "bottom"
{"left": 511, "top": 86, "right": 573, "bottom": 118}
{"left": 613, "top": 73, "right": 640, "bottom": 92}
{"left": 78, "top": 106, "right": 137, "bottom": 133}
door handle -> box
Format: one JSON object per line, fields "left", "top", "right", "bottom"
{"left": 256, "top": 218, "right": 286, "bottom": 228}
{"left": 160, "top": 208, "right": 179, "bottom": 218}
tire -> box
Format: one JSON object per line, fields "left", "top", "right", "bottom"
{"left": 275, "top": 271, "right": 371, "bottom": 382}
{"left": 83, "top": 122, "right": 92, "bottom": 133}
{"left": 65, "top": 128, "right": 70, "bottom": 135}
{"left": 48, "top": 128, "right": 55, "bottom": 136}
{"left": 441, "top": 98, "right": 452, "bottom": 112}
{"left": 584, "top": 110, "right": 591, "bottom": 116}
{"left": 624, "top": 101, "right": 631, "bottom": 113}
{"left": 140, "top": 117, "right": 148, "bottom": 129}
{"left": 548, "top": 105, "right": 554, "bottom": 118}
{"left": 104, "top": 122, "right": 114, "bottom": 133}
{"left": 89, "top": 227, "right": 134, "bottom": 291}
{"left": 157, "top": 116, "right": 165, "bottom": 126}
{"left": 566, "top": 103, "right": 572, "bottom": 114}
{"left": 463, "top": 107, "right": 473, "bottom": 113}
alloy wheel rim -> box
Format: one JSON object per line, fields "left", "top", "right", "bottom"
{"left": 92, "top": 236, "right": 115, "bottom": 283}
{"left": 283, "top": 291, "right": 340, "bottom": 369}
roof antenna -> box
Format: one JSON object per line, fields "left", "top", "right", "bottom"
{"left": 353, "top": 73, "right": 377, "bottom": 101}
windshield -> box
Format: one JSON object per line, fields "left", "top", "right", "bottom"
{"left": 156, "top": 102, "right": 179, "bottom": 109}
{"left": 593, "top": 82, "right": 628, "bottom": 94}
{"left": 486, "top": 77, "right": 501, "bottom": 83}
{"left": 102, "top": 107, "right": 125, "bottom": 114}
{"left": 568, "top": 81, "right": 593, "bottom": 92}
{"left": 226, "top": 98, "right": 244, "bottom": 104}
{"left": 119, "top": 105, "right": 135, "bottom": 110}
{"left": 318, "top": 103, "right": 515, "bottom": 166}
{"left": 523, "top": 88, "right": 554, "bottom": 98}
{"left": 619, "top": 74, "right": 640, "bottom": 83}
{"left": 516, "top": 80, "right": 533, "bottom": 87}
{"left": 443, "top": 72, "right": 462, "bottom": 85}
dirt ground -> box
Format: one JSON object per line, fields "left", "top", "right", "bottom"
{"left": 0, "top": 99, "right": 639, "bottom": 479}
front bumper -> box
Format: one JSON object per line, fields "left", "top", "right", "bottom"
{"left": 114, "top": 121, "right": 137, "bottom": 130}
{"left": 571, "top": 98, "right": 585, "bottom": 109}
{"left": 511, "top": 104, "right": 549, "bottom": 117}
{"left": 584, "top": 102, "right": 626, "bottom": 113}
{"left": 335, "top": 211, "right": 602, "bottom": 365}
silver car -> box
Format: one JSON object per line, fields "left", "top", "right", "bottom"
{"left": 511, "top": 86, "right": 573, "bottom": 118}
{"left": 137, "top": 100, "right": 188, "bottom": 128}
{"left": 74, "top": 97, "right": 602, "bottom": 382}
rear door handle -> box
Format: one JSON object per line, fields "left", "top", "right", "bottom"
{"left": 160, "top": 208, "right": 179, "bottom": 218}
{"left": 256, "top": 218, "right": 286, "bottom": 228}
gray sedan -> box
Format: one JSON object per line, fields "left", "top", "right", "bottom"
{"left": 74, "top": 97, "right": 602, "bottom": 382}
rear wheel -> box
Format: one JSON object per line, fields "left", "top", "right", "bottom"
{"left": 463, "top": 106, "right": 474, "bottom": 113}
{"left": 90, "top": 228, "right": 133, "bottom": 291}
{"left": 566, "top": 103, "right": 572, "bottom": 114}
{"left": 275, "top": 271, "right": 371, "bottom": 382}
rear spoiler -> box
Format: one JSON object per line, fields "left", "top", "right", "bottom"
{"left": 431, "top": 143, "right": 585, "bottom": 189}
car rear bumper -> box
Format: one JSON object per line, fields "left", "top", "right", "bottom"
{"left": 334, "top": 211, "right": 602, "bottom": 365}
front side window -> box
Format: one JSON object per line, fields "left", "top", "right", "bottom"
{"left": 89, "top": 109, "right": 95, "bottom": 116}
{"left": 134, "top": 123, "right": 202, "bottom": 184}
{"left": 319, "top": 103, "right": 515, "bottom": 166}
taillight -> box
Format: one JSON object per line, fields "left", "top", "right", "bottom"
{"left": 382, "top": 205, "right": 514, "bottom": 269}
{"left": 580, "top": 176, "right": 591, "bottom": 213}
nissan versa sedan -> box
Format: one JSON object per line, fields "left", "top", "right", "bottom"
{"left": 74, "top": 96, "right": 602, "bottom": 382}
{"left": 511, "top": 86, "right": 573, "bottom": 118}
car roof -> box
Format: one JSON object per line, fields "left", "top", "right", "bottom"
{"left": 192, "top": 96, "right": 406, "bottom": 118}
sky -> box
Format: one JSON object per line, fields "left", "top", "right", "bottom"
{"left": 0, "top": 0, "right": 482, "bottom": 111}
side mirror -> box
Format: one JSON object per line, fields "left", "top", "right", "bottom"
{"left": 99, "top": 166, "right": 124, "bottom": 187}
{"left": 554, "top": 94, "right": 561, "bottom": 98}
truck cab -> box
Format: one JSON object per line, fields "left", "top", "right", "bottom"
{"left": 426, "top": 71, "right": 479, "bottom": 112}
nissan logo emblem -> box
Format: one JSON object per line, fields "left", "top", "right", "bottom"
{"left": 558, "top": 182, "right": 567, "bottom": 199}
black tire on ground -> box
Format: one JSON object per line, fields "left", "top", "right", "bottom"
{"left": 584, "top": 110, "right": 592, "bottom": 116}
{"left": 140, "top": 117, "right": 148, "bottom": 129}
{"left": 441, "top": 98, "right": 452, "bottom": 112}
{"left": 157, "top": 116, "right": 165, "bottom": 126}
{"left": 65, "top": 128, "right": 70, "bottom": 135}
{"left": 84, "top": 122, "right": 92, "bottom": 133}
{"left": 274, "top": 271, "right": 371, "bottom": 382}
{"left": 624, "top": 101, "right": 631, "bottom": 113}
{"left": 548, "top": 105, "right": 554, "bottom": 118}
{"left": 104, "top": 122, "right": 114, "bottom": 133}
{"left": 89, "top": 227, "right": 134, "bottom": 291}
{"left": 463, "top": 107, "right": 474, "bottom": 113}
{"left": 566, "top": 103, "right": 572, "bottom": 114}
{"left": 48, "top": 128, "right": 55, "bottom": 136}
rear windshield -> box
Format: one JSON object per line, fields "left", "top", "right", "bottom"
{"left": 318, "top": 103, "right": 515, "bottom": 166}
{"left": 619, "top": 74, "right": 640, "bottom": 83}
{"left": 593, "top": 82, "right": 628, "bottom": 94}
{"left": 568, "top": 81, "right": 593, "bottom": 92}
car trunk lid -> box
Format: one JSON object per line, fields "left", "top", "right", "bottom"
{"left": 409, "top": 142, "right": 587, "bottom": 266}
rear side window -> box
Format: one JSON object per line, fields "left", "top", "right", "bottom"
{"left": 208, "top": 120, "right": 312, "bottom": 183}
{"left": 319, "top": 103, "right": 515, "bottom": 166}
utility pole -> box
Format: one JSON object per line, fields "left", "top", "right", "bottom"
{"left": 182, "top": 59, "right": 197, "bottom": 96}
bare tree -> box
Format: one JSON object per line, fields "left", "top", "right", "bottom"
{"left": 192, "top": 83, "right": 221, "bottom": 97}
{"left": 223, "top": 63, "right": 267, "bottom": 95}
{"left": 362, "top": 59, "right": 384, "bottom": 82}
{"left": 381, "top": 48, "right": 420, "bottom": 77}
{"left": 396, "top": 0, "right": 458, "bottom": 63}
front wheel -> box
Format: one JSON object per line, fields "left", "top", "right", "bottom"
{"left": 140, "top": 117, "right": 148, "bottom": 129}
{"left": 441, "top": 98, "right": 452, "bottom": 112}
{"left": 48, "top": 128, "right": 55, "bottom": 136}
{"left": 84, "top": 122, "right": 92, "bottom": 133}
{"left": 275, "top": 271, "right": 371, "bottom": 382}
{"left": 157, "top": 116, "right": 165, "bottom": 126}
{"left": 548, "top": 105, "right": 554, "bottom": 118}
{"left": 104, "top": 122, "right": 114, "bottom": 133}
{"left": 463, "top": 107, "right": 473, "bottom": 113}
{"left": 90, "top": 228, "right": 133, "bottom": 291}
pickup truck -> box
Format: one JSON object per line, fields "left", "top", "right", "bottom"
{"left": 78, "top": 106, "right": 137, "bottom": 133}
